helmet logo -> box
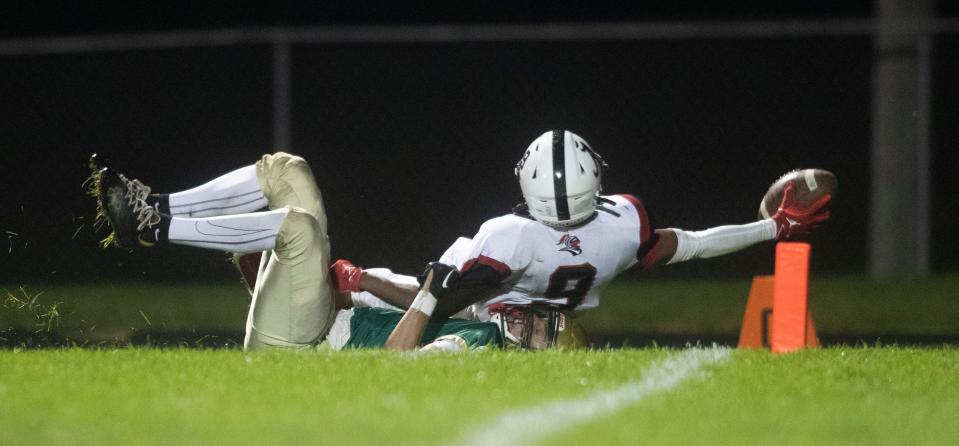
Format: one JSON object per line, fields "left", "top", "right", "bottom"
{"left": 557, "top": 234, "right": 583, "bottom": 256}
{"left": 573, "top": 139, "right": 600, "bottom": 176}
{"left": 514, "top": 149, "right": 532, "bottom": 176}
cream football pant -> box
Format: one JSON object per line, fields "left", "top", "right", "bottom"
{"left": 244, "top": 152, "right": 335, "bottom": 351}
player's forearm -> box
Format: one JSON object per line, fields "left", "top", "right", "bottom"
{"left": 385, "top": 278, "right": 439, "bottom": 350}
{"left": 665, "top": 219, "right": 776, "bottom": 264}
{"left": 384, "top": 310, "right": 429, "bottom": 350}
{"left": 359, "top": 268, "right": 419, "bottom": 310}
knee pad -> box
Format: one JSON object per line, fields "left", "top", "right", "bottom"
{"left": 276, "top": 207, "right": 321, "bottom": 253}
{"left": 281, "top": 207, "right": 318, "bottom": 237}
{"left": 264, "top": 152, "right": 312, "bottom": 183}
{"left": 256, "top": 153, "right": 325, "bottom": 225}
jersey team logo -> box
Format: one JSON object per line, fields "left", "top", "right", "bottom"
{"left": 557, "top": 234, "right": 583, "bottom": 256}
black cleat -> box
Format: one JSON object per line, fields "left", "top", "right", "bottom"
{"left": 86, "top": 154, "right": 165, "bottom": 249}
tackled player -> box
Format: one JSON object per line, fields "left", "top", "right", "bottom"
{"left": 87, "top": 153, "right": 502, "bottom": 352}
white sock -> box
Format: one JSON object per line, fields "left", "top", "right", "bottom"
{"left": 168, "top": 165, "right": 267, "bottom": 217}
{"left": 168, "top": 208, "right": 289, "bottom": 253}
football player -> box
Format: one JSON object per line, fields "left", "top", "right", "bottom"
{"left": 87, "top": 153, "right": 501, "bottom": 352}
{"left": 329, "top": 130, "right": 832, "bottom": 348}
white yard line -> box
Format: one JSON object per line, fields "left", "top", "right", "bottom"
{"left": 444, "top": 347, "right": 731, "bottom": 446}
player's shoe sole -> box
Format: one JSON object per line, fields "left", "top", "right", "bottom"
{"left": 86, "top": 154, "right": 163, "bottom": 249}
{"left": 91, "top": 167, "right": 139, "bottom": 248}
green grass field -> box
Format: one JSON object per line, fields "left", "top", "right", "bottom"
{"left": 2, "top": 275, "right": 958, "bottom": 444}
{"left": 1, "top": 347, "right": 957, "bottom": 445}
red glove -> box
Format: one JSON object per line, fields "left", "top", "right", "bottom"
{"left": 330, "top": 259, "right": 364, "bottom": 293}
{"left": 771, "top": 181, "right": 832, "bottom": 240}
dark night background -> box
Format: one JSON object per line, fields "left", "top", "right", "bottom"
{"left": 1, "top": 2, "right": 957, "bottom": 284}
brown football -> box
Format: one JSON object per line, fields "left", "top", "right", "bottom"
{"left": 758, "top": 169, "right": 837, "bottom": 219}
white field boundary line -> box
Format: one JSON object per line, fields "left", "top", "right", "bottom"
{"left": 443, "top": 347, "right": 731, "bottom": 446}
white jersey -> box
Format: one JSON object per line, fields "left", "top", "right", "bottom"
{"left": 439, "top": 194, "right": 657, "bottom": 321}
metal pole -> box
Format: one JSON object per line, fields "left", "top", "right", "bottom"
{"left": 916, "top": 33, "right": 932, "bottom": 274}
{"left": 272, "top": 41, "right": 292, "bottom": 152}
{"left": 869, "top": 0, "right": 933, "bottom": 276}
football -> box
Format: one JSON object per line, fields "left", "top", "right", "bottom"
{"left": 758, "top": 169, "right": 837, "bottom": 219}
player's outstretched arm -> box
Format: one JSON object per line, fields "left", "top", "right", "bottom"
{"left": 643, "top": 181, "right": 831, "bottom": 266}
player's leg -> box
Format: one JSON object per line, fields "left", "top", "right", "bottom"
{"left": 154, "top": 165, "right": 267, "bottom": 218}
{"left": 158, "top": 152, "right": 328, "bottom": 249}
{"left": 89, "top": 152, "right": 326, "bottom": 250}
{"left": 244, "top": 207, "right": 335, "bottom": 350}
{"left": 168, "top": 154, "right": 335, "bottom": 348}
{"left": 89, "top": 153, "right": 335, "bottom": 350}
{"left": 91, "top": 182, "right": 290, "bottom": 251}
{"left": 161, "top": 207, "right": 291, "bottom": 252}
{"left": 242, "top": 153, "right": 333, "bottom": 349}
{"left": 135, "top": 204, "right": 335, "bottom": 349}
{"left": 151, "top": 151, "right": 327, "bottom": 223}
{"left": 253, "top": 152, "right": 327, "bottom": 233}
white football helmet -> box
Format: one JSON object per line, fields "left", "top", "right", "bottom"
{"left": 514, "top": 130, "right": 607, "bottom": 227}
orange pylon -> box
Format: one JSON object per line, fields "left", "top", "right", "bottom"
{"left": 738, "top": 243, "right": 819, "bottom": 351}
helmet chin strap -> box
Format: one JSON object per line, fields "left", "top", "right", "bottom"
{"left": 536, "top": 210, "right": 599, "bottom": 230}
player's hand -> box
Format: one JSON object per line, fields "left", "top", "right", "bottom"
{"left": 417, "top": 262, "right": 460, "bottom": 300}
{"left": 771, "top": 181, "right": 832, "bottom": 240}
{"left": 330, "top": 259, "right": 364, "bottom": 293}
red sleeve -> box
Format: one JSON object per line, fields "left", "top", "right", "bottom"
{"left": 618, "top": 194, "right": 661, "bottom": 270}
{"left": 636, "top": 233, "right": 662, "bottom": 270}
{"left": 459, "top": 255, "right": 511, "bottom": 287}
{"left": 618, "top": 194, "right": 652, "bottom": 244}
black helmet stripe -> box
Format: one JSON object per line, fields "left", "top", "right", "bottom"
{"left": 552, "top": 129, "right": 570, "bottom": 221}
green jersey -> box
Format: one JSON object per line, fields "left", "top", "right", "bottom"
{"left": 343, "top": 307, "right": 504, "bottom": 350}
